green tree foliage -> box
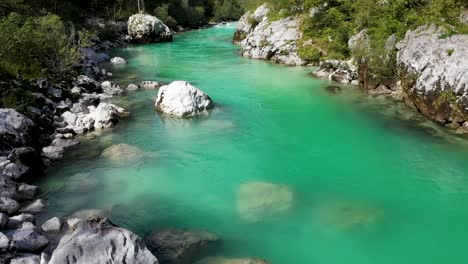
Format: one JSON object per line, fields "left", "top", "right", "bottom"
{"left": 0, "top": 13, "right": 85, "bottom": 80}
{"left": 213, "top": 0, "right": 244, "bottom": 21}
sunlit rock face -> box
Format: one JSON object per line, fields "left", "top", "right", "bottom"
{"left": 155, "top": 81, "right": 214, "bottom": 117}
{"left": 128, "top": 14, "right": 173, "bottom": 43}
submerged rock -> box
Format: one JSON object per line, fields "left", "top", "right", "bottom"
{"left": 48, "top": 217, "right": 158, "bottom": 264}
{"left": 89, "top": 102, "right": 127, "bottom": 129}
{"left": 195, "top": 257, "right": 269, "bottom": 264}
{"left": 0, "top": 109, "right": 36, "bottom": 152}
{"left": 128, "top": 14, "right": 173, "bottom": 43}
{"left": 155, "top": 81, "right": 214, "bottom": 117}
{"left": 237, "top": 181, "right": 294, "bottom": 222}
{"left": 101, "top": 81, "right": 124, "bottom": 96}
{"left": 140, "top": 81, "right": 160, "bottom": 89}
{"left": 101, "top": 143, "right": 144, "bottom": 163}
{"left": 41, "top": 146, "right": 64, "bottom": 161}
{"left": 316, "top": 200, "right": 382, "bottom": 230}
{"left": 144, "top": 228, "right": 219, "bottom": 264}
{"left": 396, "top": 24, "right": 468, "bottom": 130}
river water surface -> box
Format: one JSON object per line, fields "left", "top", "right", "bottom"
{"left": 37, "top": 24, "right": 468, "bottom": 264}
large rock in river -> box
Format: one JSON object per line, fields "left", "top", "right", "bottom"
{"left": 237, "top": 181, "right": 294, "bottom": 222}
{"left": 234, "top": 5, "right": 306, "bottom": 66}
{"left": 128, "top": 14, "right": 173, "bottom": 43}
{"left": 396, "top": 24, "right": 468, "bottom": 131}
{"left": 155, "top": 81, "right": 214, "bottom": 117}
{"left": 144, "top": 228, "right": 219, "bottom": 264}
{"left": 48, "top": 217, "right": 158, "bottom": 264}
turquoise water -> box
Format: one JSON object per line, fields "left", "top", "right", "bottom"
{"left": 37, "top": 24, "right": 468, "bottom": 264}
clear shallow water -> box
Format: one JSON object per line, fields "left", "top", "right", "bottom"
{"left": 37, "top": 24, "right": 468, "bottom": 263}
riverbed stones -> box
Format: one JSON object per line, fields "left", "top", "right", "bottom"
{"left": 195, "top": 257, "right": 269, "bottom": 264}
{"left": 7, "top": 213, "right": 35, "bottom": 229}
{"left": 110, "top": 56, "right": 127, "bottom": 64}
{"left": 18, "top": 184, "right": 38, "bottom": 200}
{"left": 0, "top": 109, "right": 35, "bottom": 151}
{"left": 101, "top": 81, "right": 124, "bottom": 96}
{"left": 101, "top": 143, "right": 144, "bottom": 163}
{"left": 0, "top": 213, "right": 8, "bottom": 228}
{"left": 155, "top": 81, "right": 214, "bottom": 117}
{"left": 312, "top": 59, "right": 358, "bottom": 85}
{"left": 19, "top": 199, "right": 45, "bottom": 214}
{"left": 234, "top": 5, "right": 305, "bottom": 66}
{"left": 316, "top": 200, "right": 382, "bottom": 230}
{"left": 144, "top": 228, "right": 219, "bottom": 264}
{"left": 71, "top": 208, "right": 109, "bottom": 219}
{"left": 6, "top": 222, "right": 49, "bottom": 252}
{"left": 41, "top": 217, "right": 61, "bottom": 233}
{"left": 74, "top": 75, "right": 101, "bottom": 93}
{"left": 48, "top": 217, "right": 158, "bottom": 264}
{"left": 237, "top": 181, "right": 294, "bottom": 222}
{"left": 128, "top": 13, "right": 173, "bottom": 43}
{"left": 0, "top": 232, "right": 10, "bottom": 249}
{"left": 61, "top": 111, "right": 77, "bottom": 126}
{"left": 90, "top": 102, "right": 127, "bottom": 129}
{"left": 127, "top": 83, "right": 139, "bottom": 91}
{"left": 2, "top": 163, "right": 29, "bottom": 181}
{"left": 140, "top": 81, "right": 160, "bottom": 89}
{"left": 41, "top": 146, "right": 64, "bottom": 161}
{"left": 396, "top": 24, "right": 468, "bottom": 129}
{"left": 51, "top": 138, "right": 80, "bottom": 149}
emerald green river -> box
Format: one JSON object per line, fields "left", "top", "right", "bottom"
{"left": 37, "top": 24, "right": 468, "bottom": 263}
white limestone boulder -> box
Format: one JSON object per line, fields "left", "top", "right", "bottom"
{"left": 155, "top": 81, "right": 214, "bottom": 117}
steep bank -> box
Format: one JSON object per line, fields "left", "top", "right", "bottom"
{"left": 234, "top": 3, "right": 468, "bottom": 133}
{"left": 397, "top": 25, "right": 468, "bottom": 132}
{"left": 0, "top": 16, "right": 167, "bottom": 263}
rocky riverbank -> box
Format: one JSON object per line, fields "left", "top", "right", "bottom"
{"left": 0, "top": 14, "right": 271, "bottom": 263}
{"left": 234, "top": 4, "right": 468, "bottom": 134}
{"left": 0, "top": 14, "right": 164, "bottom": 263}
